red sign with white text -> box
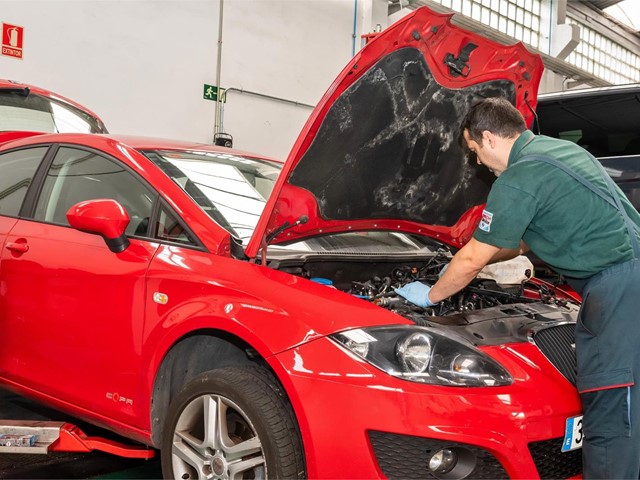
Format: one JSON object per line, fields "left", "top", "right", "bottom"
{"left": 2, "top": 23, "right": 24, "bottom": 59}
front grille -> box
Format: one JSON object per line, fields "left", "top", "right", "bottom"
{"left": 529, "top": 437, "right": 582, "bottom": 478}
{"left": 368, "top": 430, "right": 508, "bottom": 479}
{"left": 533, "top": 323, "right": 577, "bottom": 385}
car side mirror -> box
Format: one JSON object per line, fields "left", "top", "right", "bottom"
{"left": 66, "top": 199, "right": 131, "bottom": 253}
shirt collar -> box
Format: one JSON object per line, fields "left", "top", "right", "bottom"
{"left": 508, "top": 129, "right": 535, "bottom": 167}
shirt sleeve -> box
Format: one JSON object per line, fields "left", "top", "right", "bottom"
{"left": 473, "top": 182, "right": 538, "bottom": 249}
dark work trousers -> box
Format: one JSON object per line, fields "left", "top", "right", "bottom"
{"left": 575, "top": 258, "right": 640, "bottom": 479}
{"left": 521, "top": 152, "right": 640, "bottom": 478}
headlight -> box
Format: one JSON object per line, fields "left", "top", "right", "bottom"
{"left": 331, "top": 326, "right": 512, "bottom": 387}
{"left": 396, "top": 332, "right": 432, "bottom": 373}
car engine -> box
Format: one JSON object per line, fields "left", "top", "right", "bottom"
{"left": 347, "top": 255, "right": 570, "bottom": 319}
{"left": 277, "top": 248, "right": 573, "bottom": 319}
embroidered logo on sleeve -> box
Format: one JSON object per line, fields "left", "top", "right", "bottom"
{"left": 479, "top": 209, "right": 493, "bottom": 232}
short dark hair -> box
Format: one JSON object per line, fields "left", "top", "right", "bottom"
{"left": 461, "top": 97, "right": 527, "bottom": 144}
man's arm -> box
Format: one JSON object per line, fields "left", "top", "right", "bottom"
{"left": 428, "top": 238, "right": 502, "bottom": 303}
{"left": 488, "top": 240, "right": 529, "bottom": 264}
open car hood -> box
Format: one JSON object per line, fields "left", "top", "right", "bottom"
{"left": 245, "top": 6, "right": 543, "bottom": 259}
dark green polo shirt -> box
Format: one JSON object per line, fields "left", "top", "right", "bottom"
{"left": 473, "top": 130, "right": 640, "bottom": 278}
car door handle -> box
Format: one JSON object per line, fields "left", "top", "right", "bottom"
{"left": 5, "top": 241, "right": 29, "bottom": 253}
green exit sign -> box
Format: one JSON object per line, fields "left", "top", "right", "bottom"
{"left": 203, "top": 84, "right": 225, "bottom": 102}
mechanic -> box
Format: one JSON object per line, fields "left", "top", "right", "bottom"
{"left": 395, "top": 97, "right": 640, "bottom": 479}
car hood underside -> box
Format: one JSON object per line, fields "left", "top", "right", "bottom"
{"left": 245, "top": 6, "right": 542, "bottom": 258}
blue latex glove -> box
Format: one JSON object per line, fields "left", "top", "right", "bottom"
{"left": 394, "top": 281, "right": 436, "bottom": 307}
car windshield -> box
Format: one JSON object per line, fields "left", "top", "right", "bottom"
{"left": 143, "top": 148, "right": 438, "bottom": 255}
{"left": 143, "top": 149, "right": 280, "bottom": 242}
{"left": 0, "top": 89, "right": 106, "bottom": 133}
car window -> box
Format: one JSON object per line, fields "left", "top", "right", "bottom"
{"left": 544, "top": 127, "right": 640, "bottom": 158}
{"left": 142, "top": 150, "right": 280, "bottom": 242}
{"left": 34, "top": 147, "right": 154, "bottom": 236}
{"left": 0, "top": 91, "right": 106, "bottom": 134}
{"left": 616, "top": 181, "right": 640, "bottom": 211}
{"left": 536, "top": 89, "right": 640, "bottom": 211}
{"left": 600, "top": 156, "right": 640, "bottom": 211}
{"left": 0, "top": 147, "right": 48, "bottom": 217}
{"left": 536, "top": 88, "right": 640, "bottom": 158}
{"left": 155, "top": 205, "right": 197, "bottom": 246}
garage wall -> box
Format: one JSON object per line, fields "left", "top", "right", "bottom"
{"left": 0, "top": 0, "right": 388, "bottom": 159}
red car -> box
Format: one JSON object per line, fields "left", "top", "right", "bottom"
{"left": 0, "top": 7, "right": 582, "bottom": 479}
{"left": 0, "top": 78, "right": 107, "bottom": 144}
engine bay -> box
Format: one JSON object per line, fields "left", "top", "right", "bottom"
{"left": 270, "top": 246, "right": 579, "bottom": 352}
{"left": 275, "top": 248, "right": 574, "bottom": 317}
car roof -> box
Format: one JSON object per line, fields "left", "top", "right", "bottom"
{"left": 0, "top": 131, "right": 282, "bottom": 164}
{"left": 113, "top": 134, "right": 282, "bottom": 162}
{"left": 538, "top": 83, "right": 640, "bottom": 102}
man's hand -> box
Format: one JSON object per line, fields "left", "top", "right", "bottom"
{"left": 394, "top": 282, "right": 436, "bottom": 307}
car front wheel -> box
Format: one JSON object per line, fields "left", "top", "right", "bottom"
{"left": 161, "top": 365, "right": 305, "bottom": 479}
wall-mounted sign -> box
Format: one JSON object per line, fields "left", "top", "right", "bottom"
{"left": 203, "top": 84, "right": 225, "bottom": 102}
{"left": 2, "top": 23, "right": 23, "bottom": 59}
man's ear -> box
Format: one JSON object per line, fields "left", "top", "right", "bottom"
{"left": 481, "top": 130, "right": 496, "bottom": 148}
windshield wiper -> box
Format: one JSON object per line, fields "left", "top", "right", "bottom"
{"left": 256, "top": 215, "right": 309, "bottom": 266}
{"left": 266, "top": 215, "right": 309, "bottom": 244}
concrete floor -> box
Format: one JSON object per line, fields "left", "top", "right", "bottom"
{"left": 0, "top": 389, "right": 162, "bottom": 479}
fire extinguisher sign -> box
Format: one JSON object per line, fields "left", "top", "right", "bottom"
{"left": 2, "top": 23, "right": 24, "bottom": 59}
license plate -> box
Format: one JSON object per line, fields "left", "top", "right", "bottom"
{"left": 562, "top": 415, "right": 583, "bottom": 452}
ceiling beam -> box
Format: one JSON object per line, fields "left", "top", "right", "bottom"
{"left": 568, "top": 0, "right": 624, "bottom": 10}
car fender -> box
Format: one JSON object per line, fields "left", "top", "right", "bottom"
{"left": 142, "top": 279, "right": 404, "bottom": 379}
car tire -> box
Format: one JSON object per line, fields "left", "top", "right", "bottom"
{"left": 161, "top": 365, "right": 305, "bottom": 479}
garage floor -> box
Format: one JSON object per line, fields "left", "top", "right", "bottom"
{"left": 0, "top": 389, "right": 162, "bottom": 479}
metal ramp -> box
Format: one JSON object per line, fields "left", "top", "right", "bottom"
{"left": 0, "top": 420, "right": 155, "bottom": 458}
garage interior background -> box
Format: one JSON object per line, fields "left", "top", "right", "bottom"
{"left": 0, "top": 0, "right": 638, "bottom": 160}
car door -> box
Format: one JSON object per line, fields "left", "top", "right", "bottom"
{"left": 0, "top": 146, "right": 50, "bottom": 376}
{"left": 0, "top": 144, "right": 159, "bottom": 426}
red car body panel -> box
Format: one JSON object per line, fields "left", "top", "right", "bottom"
{"left": 1, "top": 221, "right": 157, "bottom": 416}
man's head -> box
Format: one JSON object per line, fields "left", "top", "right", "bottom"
{"left": 460, "top": 97, "right": 527, "bottom": 177}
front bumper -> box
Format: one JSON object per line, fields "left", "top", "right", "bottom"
{"left": 273, "top": 336, "right": 582, "bottom": 479}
